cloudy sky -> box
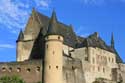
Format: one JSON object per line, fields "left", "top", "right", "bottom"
{"left": 0, "top": 0, "right": 125, "bottom": 62}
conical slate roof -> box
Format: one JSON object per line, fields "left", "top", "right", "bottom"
{"left": 46, "top": 10, "right": 62, "bottom": 36}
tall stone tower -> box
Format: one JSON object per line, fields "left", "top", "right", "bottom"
{"left": 43, "top": 10, "right": 64, "bottom": 83}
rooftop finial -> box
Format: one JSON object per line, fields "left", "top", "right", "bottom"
{"left": 111, "top": 32, "right": 114, "bottom": 48}
{"left": 69, "top": 24, "right": 74, "bottom": 32}
{"left": 51, "top": 9, "right": 57, "bottom": 23}
{"left": 94, "top": 32, "right": 99, "bottom": 38}
{"left": 31, "top": 7, "right": 38, "bottom": 17}
{"left": 32, "top": 7, "right": 36, "bottom": 13}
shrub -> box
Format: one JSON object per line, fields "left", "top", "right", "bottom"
{"left": 0, "top": 75, "right": 25, "bottom": 83}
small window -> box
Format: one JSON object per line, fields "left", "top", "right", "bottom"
{"left": 85, "top": 57, "right": 88, "bottom": 61}
{"left": 46, "top": 44, "right": 48, "bottom": 49}
{"left": 69, "top": 53, "right": 71, "bottom": 56}
{"left": 98, "top": 66, "right": 100, "bottom": 72}
{"left": 36, "top": 66, "right": 40, "bottom": 72}
{"left": 58, "top": 36, "right": 60, "bottom": 40}
{"left": 53, "top": 51, "right": 55, "bottom": 55}
{"left": 26, "top": 68, "right": 31, "bottom": 72}
{"left": 103, "top": 67, "right": 105, "bottom": 73}
{"left": 92, "top": 57, "right": 95, "bottom": 64}
{"left": 49, "top": 66, "right": 51, "bottom": 69}
{"left": 56, "top": 66, "right": 58, "bottom": 69}
{"left": 2, "top": 67, "right": 6, "bottom": 72}
{"left": 109, "top": 57, "right": 110, "bottom": 62}
{"left": 17, "top": 67, "right": 21, "bottom": 72}
{"left": 112, "top": 58, "right": 114, "bottom": 63}
{"left": 9, "top": 67, "right": 12, "bottom": 72}
{"left": 93, "top": 66, "right": 95, "bottom": 71}
{"left": 72, "top": 66, "right": 75, "bottom": 70}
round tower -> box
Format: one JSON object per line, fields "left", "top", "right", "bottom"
{"left": 43, "top": 10, "right": 63, "bottom": 83}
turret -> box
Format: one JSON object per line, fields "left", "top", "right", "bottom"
{"left": 111, "top": 32, "right": 114, "bottom": 48}
{"left": 43, "top": 10, "right": 63, "bottom": 83}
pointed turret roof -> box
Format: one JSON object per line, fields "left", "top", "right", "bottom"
{"left": 16, "top": 29, "right": 24, "bottom": 42}
{"left": 46, "top": 10, "right": 61, "bottom": 36}
{"left": 31, "top": 7, "right": 37, "bottom": 16}
{"left": 111, "top": 32, "right": 114, "bottom": 48}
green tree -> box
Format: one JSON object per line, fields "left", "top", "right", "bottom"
{"left": 0, "top": 75, "right": 25, "bottom": 83}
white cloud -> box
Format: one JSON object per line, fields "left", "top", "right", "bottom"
{"left": 0, "top": 0, "right": 29, "bottom": 34}
{"left": 0, "top": 44, "right": 15, "bottom": 49}
{"left": 36, "top": 0, "right": 50, "bottom": 8}
{"left": 34, "top": 0, "right": 51, "bottom": 10}
{"left": 0, "top": 0, "right": 51, "bottom": 34}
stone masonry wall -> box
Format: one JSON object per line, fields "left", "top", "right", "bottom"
{"left": 0, "top": 60, "right": 42, "bottom": 83}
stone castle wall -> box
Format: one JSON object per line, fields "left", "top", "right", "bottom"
{"left": 71, "top": 47, "right": 118, "bottom": 83}
{"left": 17, "top": 40, "right": 34, "bottom": 61}
{"left": 0, "top": 60, "right": 42, "bottom": 83}
{"left": 0, "top": 56, "right": 86, "bottom": 83}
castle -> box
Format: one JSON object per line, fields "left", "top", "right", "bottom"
{"left": 0, "top": 8, "right": 125, "bottom": 83}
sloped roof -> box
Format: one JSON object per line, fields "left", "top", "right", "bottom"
{"left": 16, "top": 29, "right": 24, "bottom": 42}
{"left": 35, "top": 10, "right": 78, "bottom": 47}
{"left": 77, "top": 32, "right": 123, "bottom": 63}
{"left": 47, "top": 10, "right": 63, "bottom": 36}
